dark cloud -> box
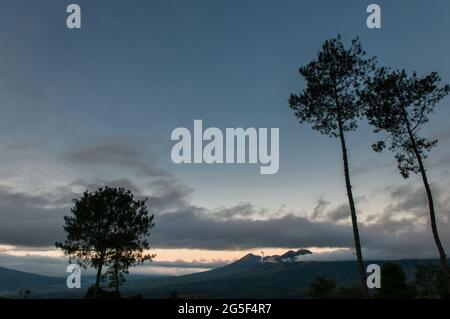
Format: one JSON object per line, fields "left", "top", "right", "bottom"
{"left": 0, "top": 138, "right": 194, "bottom": 247}
{"left": 0, "top": 178, "right": 192, "bottom": 247}
{"left": 1, "top": 180, "right": 450, "bottom": 260}
{"left": 152, "top": 209, "right": 353, "bottom": 250}
{"left": 311, "top": 197, "right": 365, "bottom": 223}
{"left": 51, "top": 177, "right": 191, "bottom": 212}
{"left": 311, "top": 198, "right": 329, "bottom": 220}
{"left": 326, "top": 204, "right": 350, "bottom": 222}
{"left": 145, "top": 176, "right": 192, "bottom": 212}
{"left": 49, "top": 178, "right": 141, "bottom": 207}
{"left": 61, "top": 138, "right": 192, "bottom": 212}
{"left": 62, "top": 137, "right": 166, "bottom": 177}
{"left": 149, "top": 205, "right": 450, "bottom": 258}
{"left": 367, "top": 184, "right": 450, "bottom": 227}
{"left": 211, "top": 203, "right": 271, "bottom": 220}
{"left": 0, "top": 186, "right": 65, "bottom": 247}
{"left": 1, "top": 185, "right": 351, "bottom": 249}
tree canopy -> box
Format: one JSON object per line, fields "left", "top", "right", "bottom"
{"left": 289, "top": 35, "right": 376, "bottom": 138}
{"left": 55, "top": 186, "right": 155, "bottom": 298}
{"left": 362, "top": 68, "right": 450, "bottom": 178}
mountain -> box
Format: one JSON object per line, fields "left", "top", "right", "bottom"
{"left": 123, "top": 253, "right": 433, "bottom": 298}
{"left": 123, "top": 258, "right": 359, "bottom": 298}
{"left": 0, "top": 252, "right": 440, "bottom": 299}
{"left": 0, "top": 266, "right": 66, "bottom": 297}
{"left": 263, "top": 249, "right": 312, "bottom": 263}
{"left": 232, "top": 253, "right": 261, "bottom": 266}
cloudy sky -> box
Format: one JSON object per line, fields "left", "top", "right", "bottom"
{"left": 1, "top": 0, "right": 450, "bottom": 277}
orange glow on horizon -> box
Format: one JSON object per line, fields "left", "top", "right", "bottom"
{"left": 0, "top": 245, "right": 342, "bottom": 263}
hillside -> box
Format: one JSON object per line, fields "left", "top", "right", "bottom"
{"left": 123, "top": 254, "right": 430, "bottom": 298}
{"left": 1, "top": 252, "right": 440, "bottom": 299}
{"left": 0, "top": 266, "right": 66, "bottom": 297}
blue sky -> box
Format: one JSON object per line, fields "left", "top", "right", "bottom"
{"left": 1, "top": 1, "right": 450, "bottom": 273}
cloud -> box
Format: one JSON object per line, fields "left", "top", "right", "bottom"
{"left": 210, "top": 203, "right": 271, "bottom": 220}
{"left": 366, "top": 184, "right": 450, "bottom": 227}
{"left": 48, "top": 178, "right": 141, "bottom": 207}
{"left": 1, "top": 146, "right": 450, "bottom": 261}
{"left": 292, "top": 248, "right": 422, "bottom": 262}
{"left": 61, "top": 138, "right": 193, "bottom": 212}
{"left": 0, "top": 186, "right": 65, "bottom": 247}
{"left": 311, "top": 198, "right": 330, "bottom": 220}
{"left": 352, "top": 157, "right": 391, "bottom": 177}
{"left": 0, "top": 253, "right": 69, "bottom": 277}
{"left": 324, "top": 204, "right": 349, "bottom": 222}
{"left": 152, "top": 209, "right": 354, "bottom": 250}
{"left": 149, "top": 204, "right": 450, "bottom": 259}
{"left": 0, "top": 253, "right": 227, "bottom": 277}
{"left": 0, "top": 175, "right": 192, "bottom": 247}
{"left": 0, "top": 137, "right": 194, "bottom": 248}
{"left": 62, "top": 137, "right": 166, "bottom": 177}
{"left": 54, "top": 177, "right": 191, "bottom": 213}
{"left": 295, "top": 249, "right": 356, "bottom": 262}
{"left": 150, "top": 259, "right": 228, "bottom": 269}
{"left": 144, "top": 176, "right": 192, "bottom": 212}
{"left": 311, "top": 197, "right": 365, "bottom": 223}
{"left": 2, "top": 189, "right": 352, "bottom": 249}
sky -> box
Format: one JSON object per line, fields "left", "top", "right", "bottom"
{"left": 1, "top": 0, "right": 450, "bottom": 277}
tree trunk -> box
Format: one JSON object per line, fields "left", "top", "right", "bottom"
{"left": 403, "top": 112, "right": 450, "bottom": 295}
{"left": 338, "top": 117, "right": 369, "bottom": 297}
{"left": 115, "top": 261, "right": 120, "bottom": 295}
{"left": 93, "top": 253, "right": 105, "bottom": 299}
{"left": 330, "top": 75, "right": 368, "bottom": 297}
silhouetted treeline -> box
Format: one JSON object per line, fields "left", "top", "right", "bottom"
{"left": 308, "top": 262, "right": 449, "bottom": 299}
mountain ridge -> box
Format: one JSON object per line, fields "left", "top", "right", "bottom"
{"left": 0, "top": 251, "right": 442, "bottom": 298}
{"left": 0, "top": 266, "right": 65, "bottom": 297}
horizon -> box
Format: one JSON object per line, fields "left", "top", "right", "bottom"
{"left": 1, "top": 248, "right": 445, "bottom": 279}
